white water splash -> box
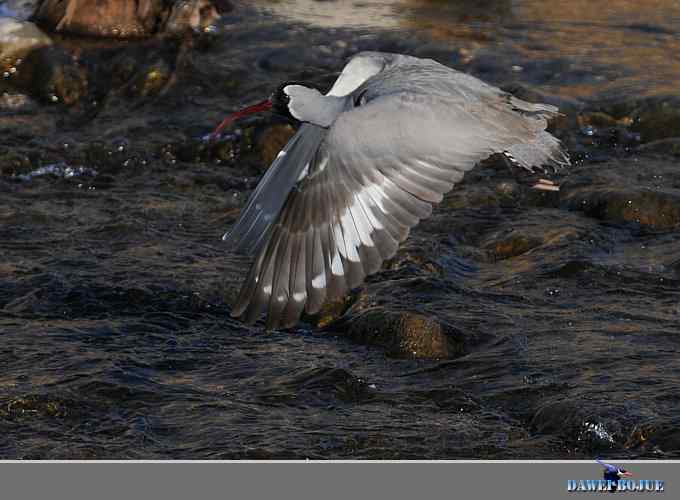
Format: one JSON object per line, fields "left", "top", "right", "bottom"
{"left": 16, "top": 162, "right": 98, "bottom": 181}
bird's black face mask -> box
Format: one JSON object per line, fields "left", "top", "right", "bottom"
{"left": 210, "top": 81, "right": 322, "bottom": 138}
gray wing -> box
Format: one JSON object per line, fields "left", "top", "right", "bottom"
{"left": 223, "top": 123, "right": 327, "bottom": 255}
{"left": 596, "top": 458, "right": 619, "bottom": 473}
{"left": 231, "top": 85, "right": 568, "bottom": 329}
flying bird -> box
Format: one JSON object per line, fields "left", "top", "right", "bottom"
{"left": 596, "top": 458, "right": 633, "bottom": 491}
{"left": 215, "top": 51, "right": 570, "bottom": 330}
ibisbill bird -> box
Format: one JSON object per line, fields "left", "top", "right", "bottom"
{"left": 596, "top": 458, "right": 633, "bottom": 491}
{"left": 213, "top": 51, "right": 570, "bottom": 330}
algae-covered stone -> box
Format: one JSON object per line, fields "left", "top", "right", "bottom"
{"left": 561, "top": 157, "right": 680, "bottom": 230}
{"left": 343, "top": 308, "right": 465, "bottom": 359}
{"left": 631, "top": 99, "right": 680, "bottom": 143}
{"left": 626, "top": 418, "right": 680, "bottom": 454}
{"left": 484, "top": 232, "right": 543, "bottom": 260}
{"left": 255, "top": 123, "right": 296, "bottom": 171}
{"left": 563, "top": 184, "right": 680, "bottom": 230}
{"left": 33, "top": 0, "right": 222, "bottom": 38}
{"left": 129, "top": 61, "right": 172, "bottom": 97}
{"left": 34, "top": 0, "right": 163, "bottom": 38}
{"left": 0, "top": 18, "right": 52, "bottom": 69}
{"left": 0, "top": 149, "right": 32, "bottom": 176}
{"left": 11, "top": 45, "right": 87, "bottom": 105}
{"left": 530, "top": 399, "right": 624, "bottom": 452}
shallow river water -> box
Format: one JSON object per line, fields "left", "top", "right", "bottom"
{"left": 1, "top": 0, "right": 680, "bottom": 459}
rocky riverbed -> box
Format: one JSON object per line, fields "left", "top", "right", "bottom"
{"left": 1, "top": 0, "right": 680, "bottom": 459}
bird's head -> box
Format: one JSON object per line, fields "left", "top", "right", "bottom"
{"left": 618, "top": 469, "right": 633, "bottom": 478}
{"left": 211, "top": 81, "right": 321, "bottom": 138}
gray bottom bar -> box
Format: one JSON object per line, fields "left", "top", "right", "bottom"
{"left": 0, "top": 462, "right": 674, "bottom": 500}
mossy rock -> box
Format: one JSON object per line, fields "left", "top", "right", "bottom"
{"left": 342, "top": 308, "right": 465, "bottom": 359}
{"left": 11, "top": 46, "right": 87, "bottom": 105}
{"left": 255, "top": 123, "right": 296, "bottom": 171}
{"left": 631, "top": 100, "right": 680, "bottom": 143}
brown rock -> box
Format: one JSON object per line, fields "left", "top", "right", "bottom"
{"left": 630, "top": 98, "right": 680, "bottom": 143}
{"left": 33, "top": 0, "right": 222, "bottom": 38}
{"left": 485, "top": 232, "right": 543, "bottom": 260}
{"left": 34, "top": 0, "right": 163, "bottom": 37}
{"left": 343, "top": 308, "right": 465, "bottom": 359}
{"left": 11, "top": 45, "right": 87, "bottom": 105}
{"left": 255, "top": 123, "right": 295, "bottom": 170}
{"left": 561, "top": 158, "right": 680, "bottom": 230}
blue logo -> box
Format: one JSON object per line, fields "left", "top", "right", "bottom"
{"left": 566, "top": 459, "right": 665, "bottom": 493}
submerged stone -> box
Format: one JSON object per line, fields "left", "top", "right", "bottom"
{"left": 530, "top": 400, "right": 623, "bottom": 452}
{"left": 255, "top": 123, "right": 296, "bottom": 171}
{"left": 484, "top": 232, "right": 543, "bottom": 260}
{"left": 258, "top": 366, "right": 370, "bottom": 404}
{"left": 561, "top": 157, "right": 680, "bottom": 230}
{"left": 9, "top": 45, "right": 87, "bottom": 105}
{"left": 630, "top": 98, "right": 680, "bottom": 143}
{"left": 626, "top": 418, "right": 680, "bottom": 454}
{"left": 342, "top": 308, "right": 465, "bottom": 359}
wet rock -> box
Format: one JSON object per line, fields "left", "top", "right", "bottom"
{"left": 408, "top": 387, "right": 480, "bottom": 412}
{"left": 128, "top": 60, "right": 172, "bottom": 97}
{"left": 303, "top": 294, "right": 356, "bottom": 329}
{"left": 625, "top": 418, "right": 680, "bottom": 455}
{"left": 163, "top": 0, "right": 221, "bottom": 36}
{"left": 101, "top": 39, "right": 183, "bottom": 100}
{"left": 258, "top": 366, "right": 370, "bottom": 404}
{"left": 33, "top": 0, "right": 162, "bottom": 37}
{"left": 10, "top": 45, "right": 87, "bottom": 105}
{"left": 0, "top": 18, "right": 52, "bottom": 70}
{"left": 1, "top": 394, "right": 77, "bottom": 419}
{"left": 341, "top": 308, "right": 465, "bottom": 359}
{"left": 0, "top": 90, "right": 36, "bottom": 111}
{"left": 33, "top": 0, "right": 222, "bottom": 38}
{"left": 638, "top": 138, "right": 680, "bottom": 156}
{"left": 483, "top": 231, "right": 543, "bottom": 260}
{"left": 176, "top": 135, "right": 240, "bottom": 165}
{"left": 383, "top": 239, "right": 445, "bottom": 276}
{"left": 561, "top": 158, "right": 680, "bottom": 230}
{"left": 0, "top": 149, "right": 32, "bottom": 176}
{"left": 479, "top": 213, "right": 593, "bottom": 262}
{"left": 564, "top": 185, "right": 680, "bottom": 230}
{"left": 441, "top": 185, "right": 503, "bottom": 210}
{"left": 530, "top": 399, "right": 624, "bottom": 452}
{"left": 255, "top": 123, "right": 295, "bottom": 170}
{"left": 578, "top": 111, "right": 622, "bottom": 129}
{"left": 630, "top": 98, "right": 680, "bottom": 143}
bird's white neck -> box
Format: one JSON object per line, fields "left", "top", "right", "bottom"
{"left": 284, "top": 85, "right": 347, "bottom": 128}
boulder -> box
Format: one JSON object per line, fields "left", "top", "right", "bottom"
{"left": 342, "top": 308, "right": 466, "bottom": 360}
{"left": 32, "top": 0, "right": 223, "bottom": 38}
{"left": 0, "top": 17, "right": 51, "bottom": 70}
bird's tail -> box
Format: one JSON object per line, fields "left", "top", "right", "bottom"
{"left": 504, "top": 131, "right": 570, "bottom": 174}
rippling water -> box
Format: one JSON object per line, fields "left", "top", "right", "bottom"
{"left": 1, "top": 0, "right": 680, "bottom": 459}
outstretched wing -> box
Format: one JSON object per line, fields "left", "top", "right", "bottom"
{"left": 230, "top": 83, "right": 567, "bottom": 329}
{"left": 596, "top": 458, "right": 619, "bottom": 473}
{"left": 223, "top": 123, "right": 327, "bottom": 255}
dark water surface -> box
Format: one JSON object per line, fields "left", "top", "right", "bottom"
{"left": 2, "top": 0, "right": 680, "bottom": 459}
